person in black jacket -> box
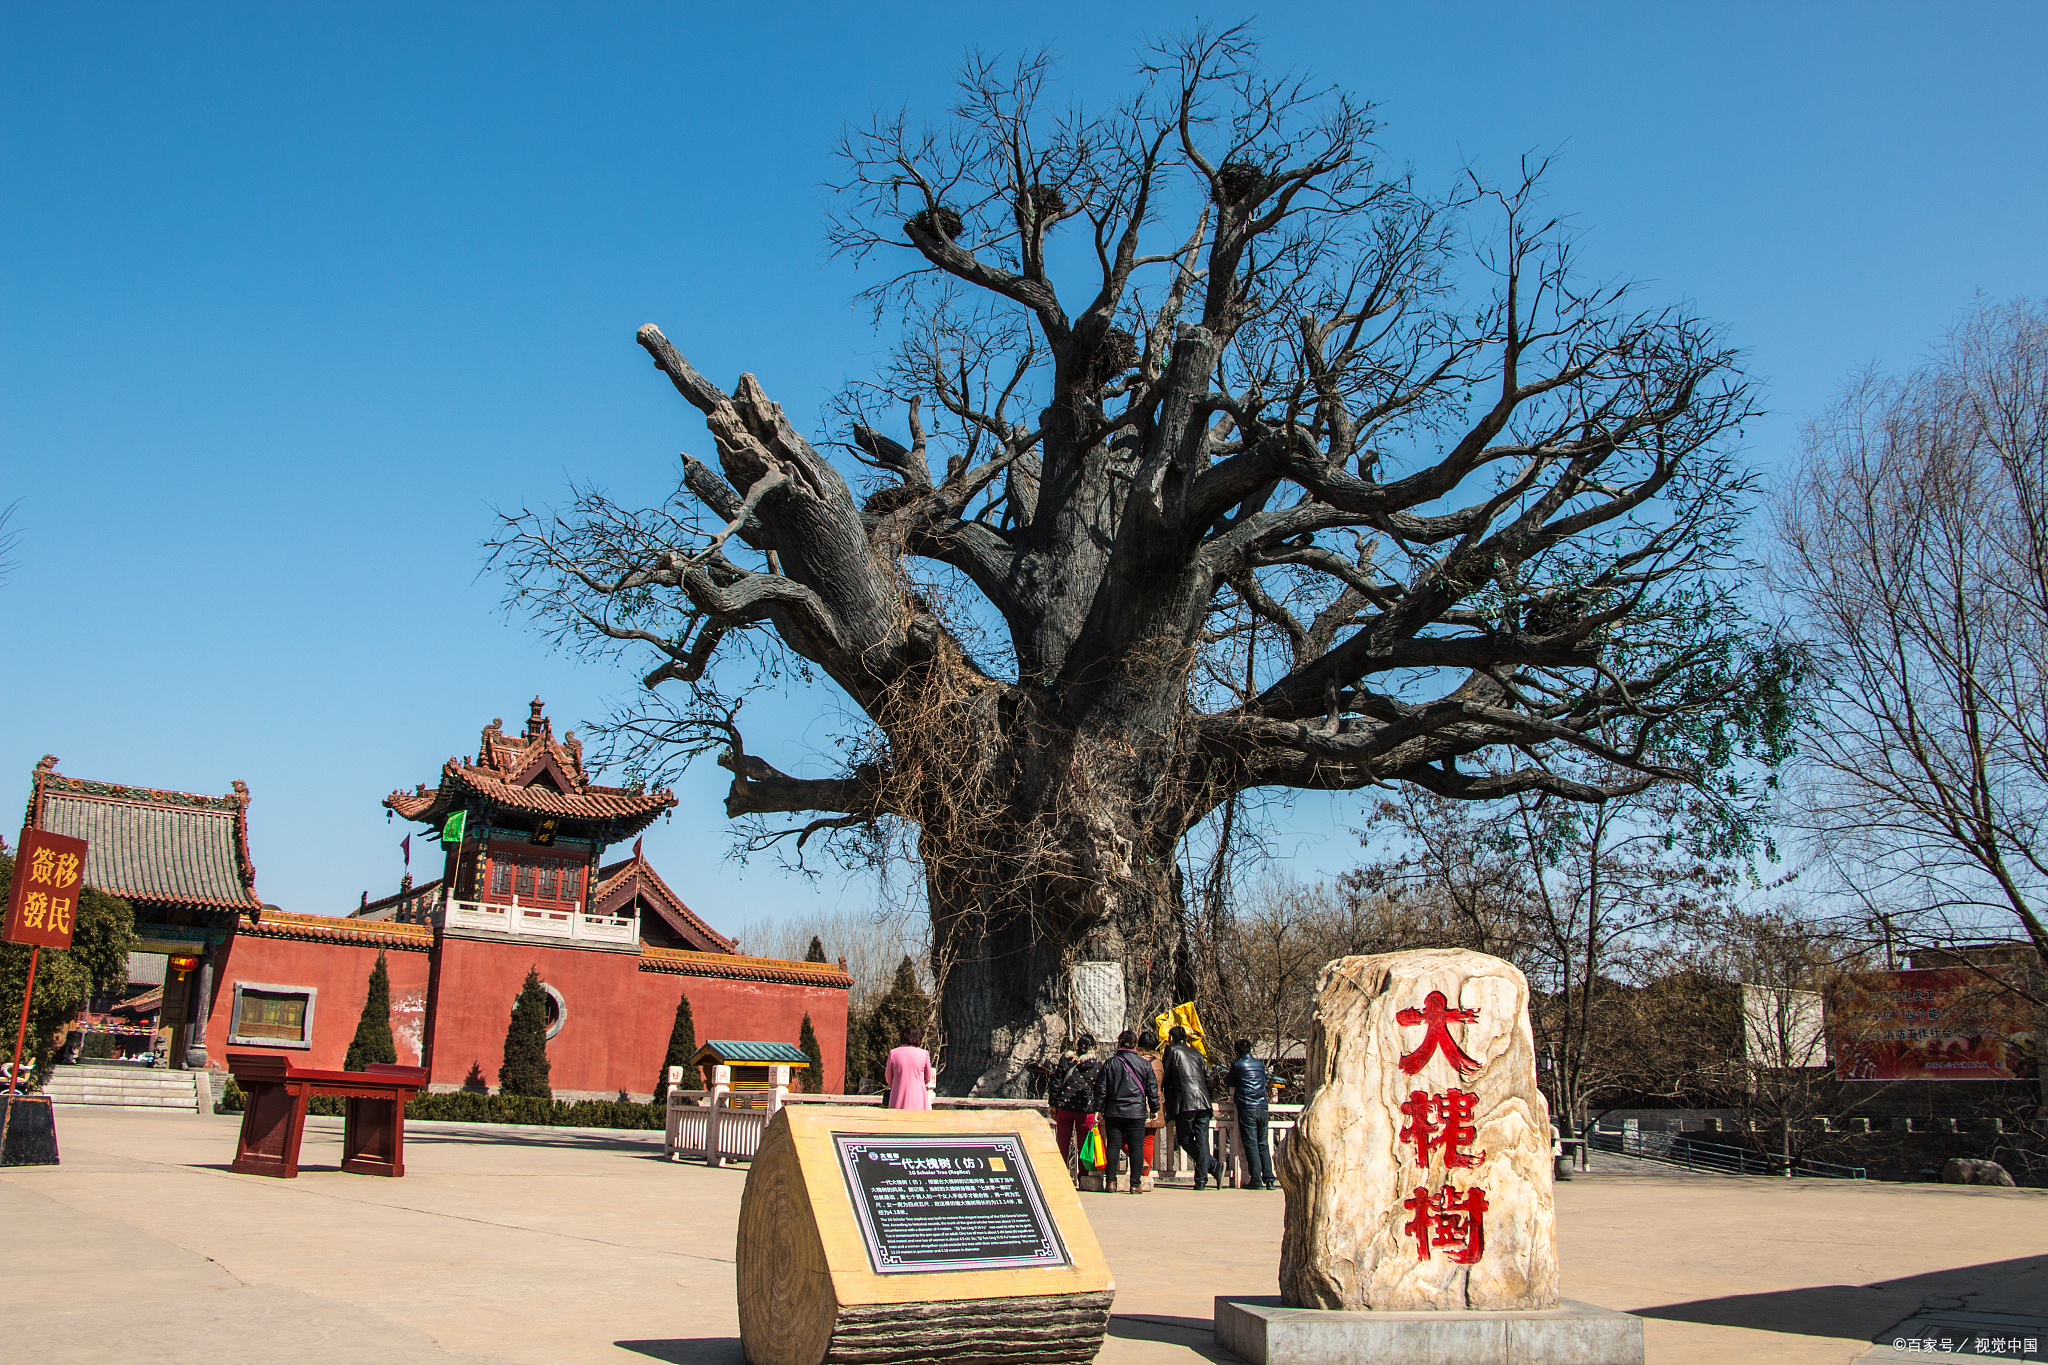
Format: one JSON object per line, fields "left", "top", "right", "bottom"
{"left": 1048, "top": 1035, "right": 1102, "bottom": 1176}
{"left": 1162, "top": 1026, "right": 1218, "bottom": 1190}
{"left": 1226, "top": 1037, "right": 1276, "bottom": 1190}
{"left": 1093, "top": 1029, "right": 1160, "bottom": 1193}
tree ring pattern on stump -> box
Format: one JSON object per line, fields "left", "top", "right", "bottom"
{"left": 737, "top": 1123, "right": 836, "bottom": 1365}
{"left": 826, "top": 1290, "right": 1115, "bottom": 1364}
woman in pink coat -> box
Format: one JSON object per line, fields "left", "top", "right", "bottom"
{"left": 884, "top": 1026, "right": 936, "bottom": 1110}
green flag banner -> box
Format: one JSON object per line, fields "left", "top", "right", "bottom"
{"left": 439, "top": 810, "right": 467, "bottom": 844}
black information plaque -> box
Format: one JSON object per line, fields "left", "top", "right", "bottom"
{"left": 833, "top": 1131, "right": 1071, "bottom": 1275}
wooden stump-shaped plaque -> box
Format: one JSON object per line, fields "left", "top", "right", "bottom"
{"left": 737, "top": 1106, "right": 1114, "bottom": 1365}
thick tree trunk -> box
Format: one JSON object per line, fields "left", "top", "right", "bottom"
{"left": 925, "top": 806, "right": 1184, "bottom": 1097}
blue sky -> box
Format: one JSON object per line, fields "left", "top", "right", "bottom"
{"left": 3, "top": 3, "right": 2043, "bottom": 939}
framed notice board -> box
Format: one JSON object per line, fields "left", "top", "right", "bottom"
{"left": 734, "top": 1106, "right": 1115, "bottom": 1365}
{"left": 833, "top": 1131, "right": 1070, "bottom": 1274}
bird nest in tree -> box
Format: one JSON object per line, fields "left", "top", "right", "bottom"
{"left": 1091, "top": 327, "right": 1140, "bottom": 380}
{"left": 1026, "top": 183, "right": 1066, "bottom": 224}
{"left": 1215, "top": 161, "right": 1263, "bottom": 205}
{"left": 906, "top": 205, "right": 965, "bottom": 242}
{"left": 862, "top": 483, "right": 928, "bottom": 517}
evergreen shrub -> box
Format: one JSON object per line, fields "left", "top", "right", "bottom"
{"left": 343, "top": 951, "right": 398, "bottom": 1071}
{"left": 652, "top": 989, "right": 696, "bottom": 1102}
{"left": 499, "top": 966, "right": 552, "bottom": 1099}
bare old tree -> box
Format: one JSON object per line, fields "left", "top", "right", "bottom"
{"left": 494, "top": 32, "right": 1784, "bottom": 1093}
{"left": 1775, "top": 299, "right": 2048, "bottom": 982}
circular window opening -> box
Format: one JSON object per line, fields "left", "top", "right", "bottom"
{"left": 541, "top": 984, "right": 566, "bottom": 1040}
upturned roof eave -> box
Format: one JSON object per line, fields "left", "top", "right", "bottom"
{"left": 384, "top": 764, "right": 674, "bottom": 838}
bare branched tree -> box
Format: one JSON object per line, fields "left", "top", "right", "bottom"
{"left": 1352, "top": 766, "right": 1781, "bottom": 1130}
{"left": 493, "top": 31, "right": 1787, "bottom": 1092}
{"left": 732, "top": 906, "right": 929, "bottom": 1018}
{"left": 1776, "top": 298, "right": 2048, "bottom": 984}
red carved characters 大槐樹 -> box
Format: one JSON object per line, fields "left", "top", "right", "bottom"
{"left": 1397, "top": 1087, "right": 1487, "bottom": 1170}
{"left": 1402, "top": 1183, "right": 1490, "bottom": 1263}
{"left": 1394, "top": 987, "right": 1489, "bottom": 1268}
{"left": 1396, "top": 989, "right": 1482, "bottom": 1076}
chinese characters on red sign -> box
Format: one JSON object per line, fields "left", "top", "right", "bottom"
{"left": 5, "top": 827, "right": 88, "bottom": 949}
{"left": 1395, "top": 986, "right": 1488, "bottom": 1263}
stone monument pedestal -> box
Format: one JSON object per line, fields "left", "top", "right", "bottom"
{"left": 1214, "top": 1295, "right": 1643, "bottom": 1365}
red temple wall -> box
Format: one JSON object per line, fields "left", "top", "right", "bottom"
{"left": 427, "top": 936, "right": 848, "bottom": 1095}
{"left": 626, "top": 971, "right": 850, "bottom": 1095}
{"left": 205, "top": 930, "right": 848, "bottom": 1097}
{"left": 204, "top": 934, "right": 434, "bottom": 1071}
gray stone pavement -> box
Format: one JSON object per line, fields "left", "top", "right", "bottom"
{"left": 3, "top": 1108, "right": 2042, "bottom": 1365}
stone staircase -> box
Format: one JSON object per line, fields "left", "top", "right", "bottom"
{"left": 43, "top": 1064, "right": 210, "bottom": 1113}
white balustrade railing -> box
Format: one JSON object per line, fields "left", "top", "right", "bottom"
{"left": 661, "top": 1070, "right": 1056, "bottom": 1167}
{"left": 665, "top": 1065, "right": 791, "bottom": 1166}
{"left": 440, "top": 895, "right": 636, "bottom": 945}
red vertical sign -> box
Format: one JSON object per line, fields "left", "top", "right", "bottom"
{"left": 6, "top": 827, "right": 88, "bottom": 949}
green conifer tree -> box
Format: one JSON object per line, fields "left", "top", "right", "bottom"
{"left": 804, "top": 936, "right": 828, "bottom": 963}
{"left": 797, "top": 1012, "right": 823, "bottom": 1093}
{"left": 343, "top": 951, "right": 397, "bottom": 1071}
{"left": 652, "top": 988, "right": 697, "bottom": 1102}
{"left": 499, "top": 966, "right": 553, "bottom": 1099}
{"left": 854, "top": 956, "right": 931, "bottom": 1093}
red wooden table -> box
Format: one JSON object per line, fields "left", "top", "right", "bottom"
{"left": 226, "top": 1052, "right": 428, "bottom": 1178}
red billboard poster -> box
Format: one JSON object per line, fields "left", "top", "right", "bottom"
{"left": 5, "top": 827, "right": 88, "bottom": 949}
{"left": 1832, "top": 967, "right": 2037, "bottom": 1081}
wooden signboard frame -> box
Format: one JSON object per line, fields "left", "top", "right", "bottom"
{"left": 737, "top": 1106, "right": 1114, "bottom": 1365}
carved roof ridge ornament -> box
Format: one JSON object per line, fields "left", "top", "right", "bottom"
{"left": 383, "top": 699, "right": 677, "bottom": 839}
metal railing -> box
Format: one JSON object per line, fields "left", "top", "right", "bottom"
{"left": 1591, "top": 1125, "right": 1866, "bottom": 1180}
{"left": 439, "top": 895, "right": 637, "bottom": 945}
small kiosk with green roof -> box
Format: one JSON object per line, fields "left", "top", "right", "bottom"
{"left": 690, "top": 1040, "right": 812, "bottom": 1107}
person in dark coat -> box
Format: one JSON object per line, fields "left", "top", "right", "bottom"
{"left": 1048, "top": 1035, "right": 1103, "bottom": 1175}
{"left": 1136, "top": 1029, "right": 1168, "bottom": 1177}
{"left": 1093, "top": 1028, "right": 1160, "bottom": 1193}
{"left": 1227, "top": 1037, "right": 1276, "bottom": 1190}
{"left": 1162, "top": 1025, "right": 1218, "bottom": 1190}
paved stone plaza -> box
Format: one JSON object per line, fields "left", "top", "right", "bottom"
{"left": 5, "top": 1109, "right": 2042, "bottom": 1365}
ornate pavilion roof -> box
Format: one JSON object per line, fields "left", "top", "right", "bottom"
{"left": 593, "top": 856, "right": 736, "bottom": 954}
{"left": 27, "top": 757, "right": 263, "bottom": 912}
{"left": 383, "top": 699, "right": 675, "bottom": 838}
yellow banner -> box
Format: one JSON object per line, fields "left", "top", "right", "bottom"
{"left": 1153, "top": 1002, "right": 1208, "bottom": 1058}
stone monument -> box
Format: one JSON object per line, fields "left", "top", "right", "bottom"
{"left": 1215, "top": 949, "right": 1643, "bottom": 1365}
{"left": 736, "top": 1106, "right": 1114, "bottom": 1365}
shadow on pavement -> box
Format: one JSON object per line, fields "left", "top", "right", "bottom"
{"left": 1110, "top": 1313, "right": 1234, "bottom": 1362}
{"left": 1636, "top": 1257, "right": 2048, "bottom": 1344}
{"left": 616, "top": 1339, "right": 745, "bottom": 1364}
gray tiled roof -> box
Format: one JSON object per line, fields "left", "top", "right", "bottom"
{"left": 37, "top": 793, "right": 261, "bottom": 910}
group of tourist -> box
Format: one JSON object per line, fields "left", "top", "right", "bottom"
{"left": 1049, "top": 1029, "right": 1278, "bottom": 1193}
{"left": 874, "top": 1022, "right": 1280, "bottom": 1193}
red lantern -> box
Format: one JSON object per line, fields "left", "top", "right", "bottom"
{"left": 169, "top": 954, "right": 200, "bottom": 981}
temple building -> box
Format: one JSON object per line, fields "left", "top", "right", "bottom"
{"left": 27, "top": 700, "right": 851, "bottom": 1098}
{"left": 27, "top": 756, "right": 264, "bottom": 1068}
